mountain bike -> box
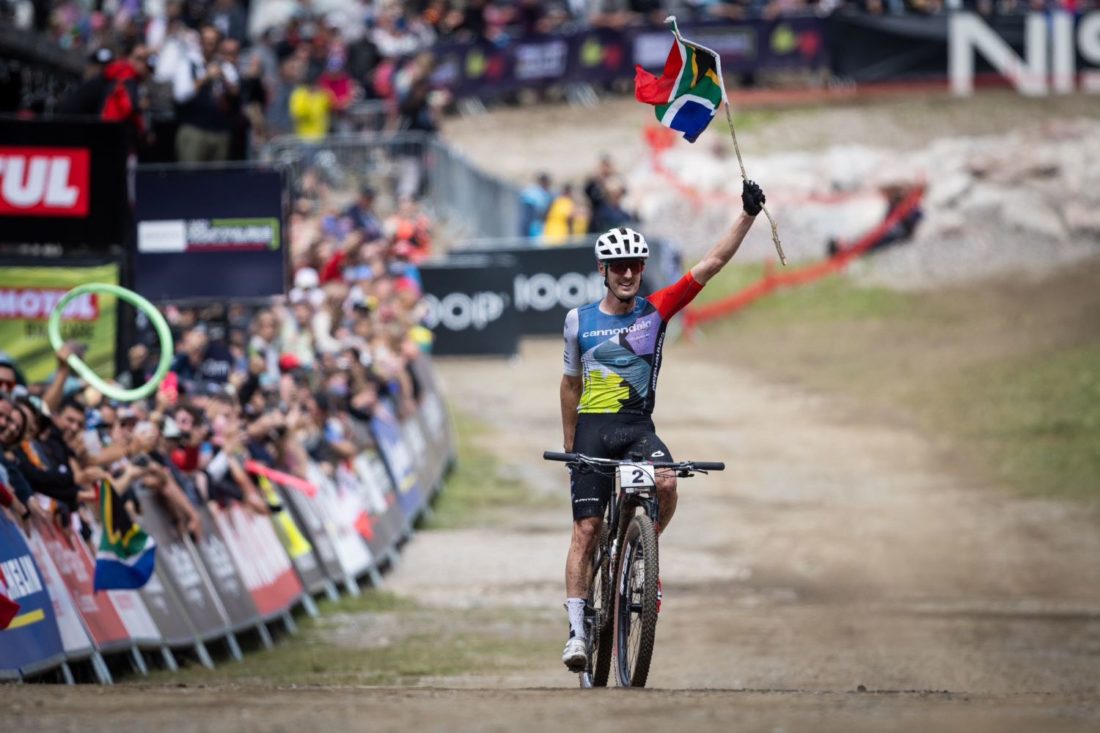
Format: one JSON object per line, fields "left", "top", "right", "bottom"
{"left": 543, "top": 450, "right": 725, "bottom": 688}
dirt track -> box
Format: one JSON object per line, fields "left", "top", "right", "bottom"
{"left": 9, "top": 337, "right": 1098, "bottom": 730}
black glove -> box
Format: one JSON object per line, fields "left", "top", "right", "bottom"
{"left": 742, "top": 179, "right": 765, "bottom": 216}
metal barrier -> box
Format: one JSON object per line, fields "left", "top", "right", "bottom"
{"left": 261, "top": 132, "right": 522, "bottom": 241}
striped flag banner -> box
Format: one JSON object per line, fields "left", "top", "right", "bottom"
{"left": 634, "top": 16, "right": 727, "bottom": 143}
{"left": 93, "top": 480, "right": 156, "bottom": 591}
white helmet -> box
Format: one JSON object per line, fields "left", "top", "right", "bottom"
{"left": 595, "top": 227, "right": 649, "bottom": 262}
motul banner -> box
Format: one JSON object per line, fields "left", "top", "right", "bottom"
{"left": 0, "top": 117, "right": 128, "bottom": 246}
{"left": 0, "top": 260, "right": 119, "bottom": 383}
{"left": 0, "top": 147, "right": 89, "bottom": 216}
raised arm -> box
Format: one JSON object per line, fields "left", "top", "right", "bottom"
{"left": 690, "top": 180, "right": 765, "bottom": 285}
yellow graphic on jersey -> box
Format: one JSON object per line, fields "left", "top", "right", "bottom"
{"left": 579, "top": 369, "right": 631, "bottom": 413}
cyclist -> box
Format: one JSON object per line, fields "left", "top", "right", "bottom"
{"left": 559, "top": 180, "right": 766, "bottom": 671}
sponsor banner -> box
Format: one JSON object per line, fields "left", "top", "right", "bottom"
{"left": 371, "top": 404, "right": 425, "bottom": 521}
{"left": 207, "top": 503, "right": 303, "bottom": 619}
{"left": 0, "top": 118, "right": 128, "bottom": 247}
{"left": 430, "top": 18, "right": 825, "bottom": 102}
{"left": 419, "top": 255, "right": 520, "bottom": 356}
{"left": 459, "top": 244, "right": 665, "bottom": 336}
{"left": 265, "top": 471, "right": 348, "bottom": 591}
{"left": 0, "top": 513, "right": 66, "bottom": 677}
{"left": 0, "top": 147, "right": 89, "bottom": 216}
{"left": 350, "top": 453, "right": 404, "bottom": 555}
{"left": 133, "top": 166, "right": 287, "bottom": 301}
{"left": 303, "top": 462, "right": 375, "bottom": 581}
{"left": 104, "top": 587, "right": 162, "bottom": 647}
{"left": 21, "top": 526, "right": 96, "bottom": 668}
{"left": 253, "top": 475, "right": 329, "bottom": 596}
{"left": 136, "top": 494, "right": 228, "bottom": 641}
{"left": 0, "top": 261, "right": 119, "bottom": 383}
{"left": 137, "top": 569, "right": 195, "bottom": 647}
{"left": 33, "top": 519, "right": 132, "bottom": 652}
{"left": 410, "top": 356, "right": 455, "bottom": 460}
{"left": 828, "top": 11, "right": 1100, "bottom": 89}
{"left": 190, "top": 507, "right": 261, "bottom": 632}
{"left": 401, "top": 417, "right": 436, "bottom": 495}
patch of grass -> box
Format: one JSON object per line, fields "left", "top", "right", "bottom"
{"left": 947, "top": 344, "right": 1100, "bottom": 500}
{"left": 424, "top": 409, "right": 553, "bottom": 529}
{"left": 313, "top": 589, "right": 418, "bottom": 615}
{"left": 138, "top": 600, "right": 552, "bottom": 687}
{"left": 691, "top": 262, "right": 1100, "bottom": 503}
{"left": 695, "top": 263, "right": 921, "bottom": 325}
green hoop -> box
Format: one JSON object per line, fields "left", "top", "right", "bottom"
{"left": 48, "top": 283, "right": 174, "bottom": 403}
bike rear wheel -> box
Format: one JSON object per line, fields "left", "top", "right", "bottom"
{"left": 614, "top": 513, "right": 659, "bottom": 687}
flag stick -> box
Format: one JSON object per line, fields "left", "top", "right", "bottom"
{"left": 723, "top": 103, "right": 786, "bottom": 266}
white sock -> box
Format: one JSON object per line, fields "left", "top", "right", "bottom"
{"left": 565, "top": 598, "right": 586, "bottom": 640}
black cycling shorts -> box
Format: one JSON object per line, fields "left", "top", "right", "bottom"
{"left": 569, "top": 413, "right": 673, "bottom": 521}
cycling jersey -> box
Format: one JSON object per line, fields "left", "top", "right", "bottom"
{"left": 563, "top": 271, "right": 703, "bottom": 415}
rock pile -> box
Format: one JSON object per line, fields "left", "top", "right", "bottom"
{"left": 628, "top": 117, "right": 1100, "bottom": 290}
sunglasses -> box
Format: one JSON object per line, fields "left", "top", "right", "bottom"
{"left": 0, "top": 379, "right": 14, "bottom": 391}
{"left": 607, "top": 259, "right": 645, "bottom": 275}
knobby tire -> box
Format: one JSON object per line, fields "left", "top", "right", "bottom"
{"left": 615, "top": 513, "right": 658, "bottom": 687}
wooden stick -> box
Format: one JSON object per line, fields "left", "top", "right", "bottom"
{"left": 724, "top": 103, "right": 786, "bottom": 266}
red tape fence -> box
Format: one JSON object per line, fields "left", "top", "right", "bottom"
{"left": 681, "top": 184, "right": 926, "bottom": 335}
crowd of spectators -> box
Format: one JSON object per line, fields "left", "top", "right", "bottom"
{"left": 0, "top": 167, "right": 435, "bottom": 548}
{"left": 8, "top": 0, "right": 1090, "bottom": 161}
{"left": 519, "top": 153, "right": 639, "bottom": 244}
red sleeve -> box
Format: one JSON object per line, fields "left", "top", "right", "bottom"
{"left": 0, "top": 481, "right": 12, "bottom": 508}
{"left": 648, "top": 271, "right": 704, "bottom": 321}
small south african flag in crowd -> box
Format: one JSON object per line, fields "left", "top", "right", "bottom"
{"left": 634, "top": 16, "right": 727, "bottom": 143}
{"left": 93, "top": 479, "right": 156, "bottom": 591}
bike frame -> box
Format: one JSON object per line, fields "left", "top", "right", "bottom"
{"left": 544, "top": 450, "right": 724, "bottom": 688}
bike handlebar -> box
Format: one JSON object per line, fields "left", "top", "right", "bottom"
{"left": 542, "top": 451, "right": 724, "bottom": 471}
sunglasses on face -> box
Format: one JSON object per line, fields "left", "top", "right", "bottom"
{"left": 0, "top": 379, "right": 14, "bottom": 392}
{"left": 607, "top": 259, "right": 644, "bottom": 275}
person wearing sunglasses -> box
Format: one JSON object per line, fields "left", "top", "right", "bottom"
{"left": 557, "top": 180, "right": 766, "bottom": 671}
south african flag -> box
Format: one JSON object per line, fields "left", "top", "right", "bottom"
{"left": 634, "top": 17, "right": 727, "bottom": 143}
{"left": 93, "top": 479, "right": 156, "bottom": 591}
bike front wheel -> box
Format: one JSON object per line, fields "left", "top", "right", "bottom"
{"left": 614, "top": 513, "right": 659, "bottom": 687}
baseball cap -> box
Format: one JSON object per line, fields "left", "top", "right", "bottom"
{"left": 278, "top": 353, "right": 302, "bottom": 373}
{"left": 294, "top": 267, "right": 320, "bottom": 290}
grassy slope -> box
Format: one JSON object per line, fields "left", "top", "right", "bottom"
{"left": 690, "top": 259, "right": 1100, "bottom": 501}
